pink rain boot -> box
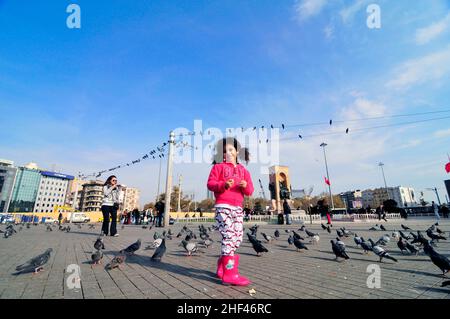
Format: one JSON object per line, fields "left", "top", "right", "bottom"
{"left": 221, "top": 255, "right": 251, "bottom": 286}
{"left": 216, "top": 256, "right": 224, "bottom": 279}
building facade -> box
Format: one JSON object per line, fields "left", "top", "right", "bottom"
{"left": 0, "top": 159, "right": 17, "bottom": 213}
{"left": 340, "top": 190, "right": 363, "bottom": 209}
{"left": 361, "top": 186, "right": 417, "bottom": 208}
{"left": 122, "top": 186, "right": 140, "bottom": 212}
{"left": 65, "top": 178, "right": 88, "bottom": 211}
{"left": 33, "top": 171, "right": 74, "bottom": 213}
{"left": 80, "top": 180, "right": 104, "bottom": 212}
{"left": 8, "top": 167, "right": 42, "bottom": 212}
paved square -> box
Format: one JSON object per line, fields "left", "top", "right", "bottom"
{"left": 1, "top": 218, "right": 449, "bottom": 299}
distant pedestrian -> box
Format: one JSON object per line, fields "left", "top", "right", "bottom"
{"left": 318, "top": 199, "right": 331, "bottom": 225}
{"left": 283, "top": 199, "right": 292, "bottom": 225}
{"left": 441, "top": 204, "right": 449, "bottom": 218}
{"left": 101, "top": 175, "right": 121, "bottom": 237}
{"left": 431, "top": 201, "right": 440, "bottom": 221}
{"left": 58, "top": 212, "right": 63, "bottom": 226}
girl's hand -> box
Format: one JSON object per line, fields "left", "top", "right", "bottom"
{"left": 239, "top": 180, "right": 247, "bottom": 189}
{"left": 225, "top": 179, "right": 234, "bottom": 189}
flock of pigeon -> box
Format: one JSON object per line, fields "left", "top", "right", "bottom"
{"left": 3, "top": 220, "right": 450, "bottom": 289}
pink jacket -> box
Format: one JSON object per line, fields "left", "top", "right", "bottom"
{"left": 207, "top": 162, "right": 254, "bottom": 208}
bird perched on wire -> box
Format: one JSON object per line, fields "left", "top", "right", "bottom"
{"left": 94, "top": 237, "right": 105, "bottom": 250}
{"left": 247, "top": 233, "right": 268, "bottom": 256}
{"left": 120, "top": 239, "right": 141, "bottom": 255}
{"left": 331, "top": 240, "right": 349, "bottom": 261}
{"left": 15, "top": 248, "right": 53, "bottom": 275}
{"left": 368, "top": 239, "right": 398, "bottom": 263}
{"left": 91, "top": 250, "right": 103, "bottom": 265}
{"left": 180, "top": 240, "right": 199, "bottom": 256}
{"left": 151, "top": 238, "right": 166, "bottom": 262}
{"left": 106, "top": 255, "right": 126, "bottom": 270}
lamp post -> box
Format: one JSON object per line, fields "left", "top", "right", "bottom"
{"left": 426, "top": 187, "right": 442, "bottom": 205}
{"left": 320, "top": 143, "right": 334, "bottom": 210}
{"left": 378, "top": 162, "right": 390, "bottom": 200}
{"left": 163, "top": 131, "right": 175, "bottom": 227}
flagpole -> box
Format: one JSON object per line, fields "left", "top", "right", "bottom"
{"left": 320, "top": 142, "right": 334, "bottom": 210}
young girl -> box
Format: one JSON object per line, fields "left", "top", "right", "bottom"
{"left": 207, "top": 137, "right": 254, "bottom": 286}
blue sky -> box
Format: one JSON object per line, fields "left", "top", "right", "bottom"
{"left": 1, "top": 0, "right": 450, "bottom": 206}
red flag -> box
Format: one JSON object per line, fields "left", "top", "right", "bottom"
{"left": 446, "top": 162, "right": 450, "bottom": 173}
{"left": 324, "top": 177, "right": 331, "bottom": 186}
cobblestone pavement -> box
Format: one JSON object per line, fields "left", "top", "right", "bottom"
{"left": 0, "top": 218, "right": 449, "bottom": 299}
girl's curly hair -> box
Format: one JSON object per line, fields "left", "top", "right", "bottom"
{"left": 212, "top": 137, "right": 250, "bottom": 165}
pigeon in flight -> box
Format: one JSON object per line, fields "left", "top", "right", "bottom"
{"left": 120, "top": 239, "right": 141, "bottom": 255}
{"left": 94, "top": 238, "right": 105, "bottom": 251}
{"left": 369, "top": 239, "right": 398, "bottom": 263}
{"left": 151, "top": 238, "right": 167, "bottom": 262}
{"left": 331, "top": 240, "right": 349, "bottom": 261}
{"left": 15, "top": 248, "right": 53, "bottom": 274}
{"left": 106, "top": 255, "right": 126, "bottom": 270}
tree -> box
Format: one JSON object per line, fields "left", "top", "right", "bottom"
{"left": 198, "top": 199, "right": 215, "bottom": 211}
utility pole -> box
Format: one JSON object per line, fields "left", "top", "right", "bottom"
{"left": 156, "top": 156, "right": 162, "bottom": 202}
{"left": 320, "top": 143, "right": 334, "bottom": 209}
{"left": 378, "top": 162, "right": 390, "bottom": 200}
{"left": 426, "top": 187, "right": 442, "bottom": 205}
{"left": 177, "top": 174, "right": 183, "bottom": 212}
{"left": 163, "top": 131, "right": 175, "bottom": 227}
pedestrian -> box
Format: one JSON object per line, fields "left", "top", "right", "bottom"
{"left": 318, "top": 199, "right": 332, "bottom": 225}
{"left": 283, "top": 199, "right": 292, "bottom": 225}
{"left": 101, "top": 175, "right": 121, "bottom": 237}
{"left": 58, "top": 212, "right": 63, "bottom": 226}
{"left": 441, "top": 204, "right": 449, "bottom": 218}
{"left": 207, "top": 137, "right": 253, "bottom": 286}
{"left": 155, "top": 200, "right": 165, "bottom": 227}
{"left": 431, "top": 201, "right": 440, "bottom": 221}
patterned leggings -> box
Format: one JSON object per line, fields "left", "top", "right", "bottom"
{"left": 215, "top": 206, "right": 244, "bottom": 256}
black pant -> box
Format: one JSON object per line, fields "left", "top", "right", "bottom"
{"left": 101, "top": 205, "right": 117, "bottom": 236}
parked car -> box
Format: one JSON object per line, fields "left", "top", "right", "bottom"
{"left": 70, "top": 213, "right": 90, "bottom": 223}
{"left": 44, "top": 217, "right": 58, "bottom": 224}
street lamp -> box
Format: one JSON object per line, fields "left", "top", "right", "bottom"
{"left": 320, "top": 142, "right": 334, "bottom": 210}
{"left": 426, "top": 187, "right": 442, "bottom": 205}
{"left": 378, "top": 162, "right": 390, "bottom": 200}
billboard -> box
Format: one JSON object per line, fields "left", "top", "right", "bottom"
{"left": 41, "top": 171, "right": 74, "bottom": 180}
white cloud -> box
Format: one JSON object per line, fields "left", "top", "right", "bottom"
{"left": 386, "top": 46, "right": 450, "bottom": 90}
{"left": 324, "top": 24, "right": 334, "bottom": 39}
{"left": 339, "top": 0, "right": 368, "bottom": 24}
{"left": 339, "top": 98, "right": 387, "bottom": 120}
{"left": 434, "top": 128, "right": 450, "bottom": 138}
{"left": 415, "top": 13, "right": 450, "bottom": 45}
{"left": 294, "top": 0, "right": 327, "bottom": 22}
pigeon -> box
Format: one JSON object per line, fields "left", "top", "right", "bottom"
{"left": 46, "top": 225, "right": 53, "bottom": 232}
{"left": 305, "top": 228, "right": 318, "bottom": 238}
{"left": 288, "top": 235, "right": 294, "bottom": 245}
{"left": 298, "top": 225, "right": 305, "bottom": 231}
{"left": 369, "top": 239, "right": 398, "bottom": 263}
{"left": 399, "top": 230, "right": 411, "bottom": 241}
{"left": 331, "top": 240, "right": 349, "bottom": 261}
{"left": 120, "top": 239, "right": 141, "bottom": 254}
{"left": 380, "top": 225, "right": 387, "bottom": 231}
{"left": 180, "top": 240, "right": 199, "bottom": 256}
{"left": 401, "top": 224, "right": 411, "bottom": 231}
{"left": 91, "top": 250, "right": 103, "bottom": 265}
{"left": 121, "top": 225, "right": 125, "bottom": 230}
{"left": 198, "top": 238, "right": 213, "bottom": 248}
{"left": 200, "top": 232, "right": 210, "bottom": 240}
{"left": 106, "top": 255, "right": 126, "bottom": 270}
{"left": 274, "top": 230, "right": 280, "bottom": 239}
{"left": 66, "top": 226, "right": 71, "bottom": 233}
{"left": 153, "top": 232, "right": 160, "bottom": 240}
{"left": 341, "top": 227, "right": 353, "bottom": 236}
{"left": 321, "top": 223, "right": 327, "bottom": 230}
{"left": 369, "top": 224, "right": 381, "bottom": 231}
{"left": 285, "top": 229, "right": 290, "bottom": 233}
{"left": 354, "top": 234, "right": 363, "bottom": 247}
{"left": 247, "top": 233, "right": 268, "bottom": 256}
{"left": 442, "top": 281, "right": 450, "bottom": 287}
{"left": 142, "top": 225, "right": 148, "bottom": 229}
{"left": 261, "top": 232, "right": 274, "bottom": 243}
{"left": 397, "top": 238, "right": 408, "bottom": 254}
{"left": 405, "top": 242, "right": 419, "bottom": 255}
{"left": 426, "top": 229, "right": 447, "bottom": 242}
{"left": 18, "top": 226, "right": 23, "bottom": 232}
{"left": 147, "top": 238, "right": 163, "bottom": 249}
{"left": 376, "top": 234, "right": 391, "bottom": 246}
{"left": 360, "top": 239, "right": 373, "bottom": 254}
{"left": 176, "top": 232, "right": 183, "bottom": 238}
{"left": 292, "top": 231, "right": 305, "bottom": 241}
{"left": 422, "top": 241, "right": 450, "bottom": 275}
{"left": 335, "top": 237, "right": 346, "bottom": 249}
{"left": 15, "top": 248, "right": 53, "bottom": 274}
{"left": 94, "top": 238, "right": 105, "bottom": 250}
{"left": 411, "top": 231, "right": 427, "bottom": 245}
{"left": 336, "top": 229, "right": 345, "bottom": 238}
{"left": 89, "top": 224, "right": 95, "bottom": 229}
{"left": 310, "top": 234, "right": 320, "bottom": 244}
{"left": 391, "top": 231, "right": 399, "bottom": 239}
{"left": 151, "top": 238, "right": 166, "bottom": 262}
{"left": 293, "top": 237, "right": 309, "bottom": 252}
{"left": 168, "top": 229, "right": 173, "bottom": 236}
